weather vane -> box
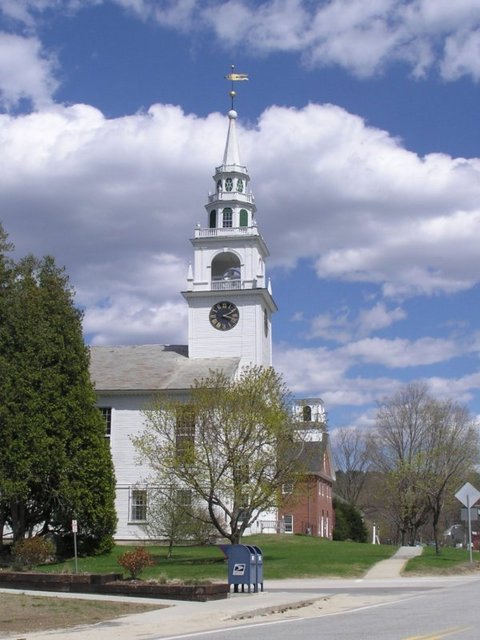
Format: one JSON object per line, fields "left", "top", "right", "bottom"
{"left": 225, "top": 64, "right": 248, "bottom": 110}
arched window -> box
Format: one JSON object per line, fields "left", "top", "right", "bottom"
{"left": 211, "top": 251, "right": 241, "bottom": 280}
{"left": 225, "top": 177, "right": 233, "bottom": 192}
{"left": 237, "top": 178, "right": 244, "bottom": 192}
{"left": 209, "top": 210, "right": 216, "bottom": 228}
{"left": 303, "top": 405, "right": 312, "bottom": 422}
{"left": 222, "top": 207, "right": 233, "bottom": 228}
{"left": 217, "top": 179, "right": 222, "bottom": 192}
{"left": 239, "top": 209, "right": 248, "bottom": 227}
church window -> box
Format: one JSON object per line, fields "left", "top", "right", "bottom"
{"left": 176, "top": 488, "right": 192, "bottom": 508}
{"left": 239, "top": 209, "right": 248, "bottom": 227}
{"left": 237, "top": 178, "right": 244, "bottom": 192}
{"left": 222, "top": 208, "right": 233, "bottom": 227}
{"left": 303, "top": 405, "right": 312, "bottom": 422}
{"left": 225, "top": 177, "right": 233, "bottom": 192}
{"left": 176, "top": 405, "right": 195, "bottom": 456}
{"left": 217, "top": 179, "right": 222, "bottom": 191}
{"left": 130, "top": 488, "right": 147, "bottom": 522}
{"left": 209, "top": 210, "right": 217, "bottom": 228}
{"left": 99, "top": 407, "right": 111, "bottom": 440}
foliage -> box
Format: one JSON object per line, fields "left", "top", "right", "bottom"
{"left": 0, "top": 223, "right": 117, "bottom": 553}
{"left": 141, "top": 486, "right": 217, "bottom": 558}
{"left": 117, "top": 547, "right": 155, "bottom": 579}
{"left": 134, "top": 367, "right": 304, "bottom": 544}
{"left": 368, "top": 383, "right": 479, "bottom": 551}
{"left": 333, "top": 499, "right": 368, "bottom": 542}
{"left": 12, "top": 536, "right": 55, "bottom": 569}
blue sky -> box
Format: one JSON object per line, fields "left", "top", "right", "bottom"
{"left": 1, "top": 0, "right": 480, "bottom": 430}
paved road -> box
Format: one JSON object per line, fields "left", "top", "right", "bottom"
{"left": 4, "top": 546, "right": 479, "bottom": 640}
{"left": 159, "top": 575, "right": 480, "bottom": 640}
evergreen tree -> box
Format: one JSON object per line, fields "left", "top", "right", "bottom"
{"left": 332, "top": 498, "right": 368, "bottom": 542}
{"left": 0, "top": 224, "right": 116, "bottom": 553}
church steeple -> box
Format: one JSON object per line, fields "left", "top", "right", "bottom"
{"left": 182, "top": 72, "right": 277, "bottom": 368}
{"left": 223, "top": 109, "right": 241, "bottom": 166}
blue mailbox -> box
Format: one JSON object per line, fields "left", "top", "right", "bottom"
{"left": 219, "top": 544, "right": 263, "bottom": 593}
{"left": 248, "top": 545, "right": 263, "bottom": 592}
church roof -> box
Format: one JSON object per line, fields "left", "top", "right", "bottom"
{"left": 90, "top": 344, "right": 241, "bottom": 393}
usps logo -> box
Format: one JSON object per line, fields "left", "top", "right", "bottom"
{"left": 232, "top": 563, "right": 246, "bottom": 576}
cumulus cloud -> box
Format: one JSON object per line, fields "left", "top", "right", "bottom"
{"left": 0, "top": 33, "right": 57, "bottom": 109}
{"left": 2, "top": 101, "right": 480, "bottom": 345}
{"left": 4, "top": 1, "right": 480, "bottom": 82}
{"left": 309, "top": 302, "right": 407, "bottom": 343}
{"left": 274, "top": 343, "right": 401, "bottom": 409}
{"left": 340, "top": 336, "right": 462, "bottom": 368}
{"left": 2, "top": 99, "right": 480, "bottom": 417}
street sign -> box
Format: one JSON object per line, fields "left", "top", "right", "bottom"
{"left": 71, "top": 519, "right": 78, "bottom": 533}
{"left": 455, "top": 482, "right": 480, "bottom": 508}
{"left": 455, "top": 482, "right": 480, "bottom": 564}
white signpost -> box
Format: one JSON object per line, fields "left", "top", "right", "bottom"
{"left": 72, "top": 519, "right": 78, "bottom": 573}
{"left": 455, "top": 482, "right": 480, "bottom": 563}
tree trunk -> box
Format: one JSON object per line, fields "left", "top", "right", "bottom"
{"left": 0, "top": 504, "right": 5, "bottom": 548}
{"left": 432, "top": 506, "right": 441, "bottom": 555}
{"left": 10, "top": 500, "right": 26, "bottom": 543}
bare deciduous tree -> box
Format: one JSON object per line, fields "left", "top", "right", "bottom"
{"left": 368, "top": 383, "right": 479, "bottom": 551}
{"left": 332, "top": 426, "right": 370, "bottom": 506}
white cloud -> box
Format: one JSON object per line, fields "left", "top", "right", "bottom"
{"left": 0, "top": 33, "right": 57, "bottom": 109}
{"left": 246, "top": 104, "right": 480, "bottom": 297}
{"left": 84, "top": 295, "right": 188, "bottom": 346}
{"left": 4, "top": 1, "right": 480, "bottom": 83}
{"left": 441, "top": 30, "right": 480, "bottom": 81}
{"left": 357, "top": 303, "right": 406, "bottom": 335}
{"left": 2, "top": 101, "right": 480, "bottom": 348}
{"left": 309, "top": 302, "right": 406, "bottom": 343}
{"left": 199, "top": 0, "right": 480, "bottom": 80}
{"left": 274, "top": 343, "right": 401, "bottom": 408}
{"left": 340, "top": 336, "right": 461, "bottom": 368}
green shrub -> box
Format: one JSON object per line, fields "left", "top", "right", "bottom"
{"left": 117, "top": 547, "right": 155, "bottom": 579}
{"left": 333, "top": 499, "right": 368, "bottom": 543}
{"left": 12, "top": 537, "right": 55, "bottom": 569}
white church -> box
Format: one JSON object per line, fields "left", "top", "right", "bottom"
{"left": 90, "top": 88, "right": 331, "bottom": 541}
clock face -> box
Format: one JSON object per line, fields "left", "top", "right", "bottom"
{"left": 209, "top": 301, "right": 239, "bottom": 331}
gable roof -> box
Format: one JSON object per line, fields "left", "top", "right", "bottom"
{"left": 90, "top": 344, "right": 241, "bottom": 393}
{"left": 286, "top": 435, "right": 336, "bottom": 483}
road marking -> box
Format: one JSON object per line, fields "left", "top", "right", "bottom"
{"left": 405, "top": 626, "right": 471, "bottom": 639}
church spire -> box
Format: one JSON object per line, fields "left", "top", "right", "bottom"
{"left": 222, "top": 65, "right": 248, "bottom": 168}
{"left": 222, "top": 109, "right": 241, "bottom": 167}
{"left": 183, "top": 69, "right": 277, "bottom": 368}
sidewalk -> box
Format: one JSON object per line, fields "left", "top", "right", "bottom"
{"left": 0, "top": 546, "right": 428, "bottom": 640}
{"left": 362, "top": 544, "right": 423, "bottom": 579}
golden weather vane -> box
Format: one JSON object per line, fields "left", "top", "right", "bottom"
{"left": 225, "top": 64, "right": 249, "bottom": 109}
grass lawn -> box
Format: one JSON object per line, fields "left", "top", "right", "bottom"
{"left": 38, "top": 535, "right": 397, "bottom": 580}
{"left": 403, "top": 545, "right": 480, "bottom": 574}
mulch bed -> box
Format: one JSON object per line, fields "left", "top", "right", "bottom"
{"left": 0, "top": 571, "right": 229, "bottom": 601}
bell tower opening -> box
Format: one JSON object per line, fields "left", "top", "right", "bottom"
{"left": 211, "top": 252, "right": 241, "bottom": 285}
